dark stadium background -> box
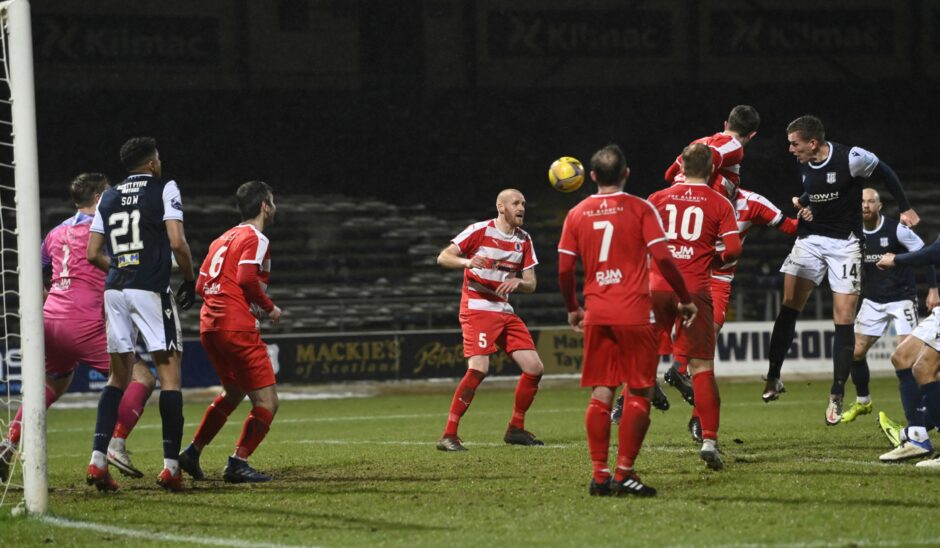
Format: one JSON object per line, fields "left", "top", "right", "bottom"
{"left": 28, "top": 0, "right": 940, "bottom": 336}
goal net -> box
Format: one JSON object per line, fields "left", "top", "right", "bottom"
{"left": 0, "top": 0, "right": 46, "bottom": 515}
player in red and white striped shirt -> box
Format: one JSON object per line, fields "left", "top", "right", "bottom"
{"left": 659, "top": 106, "right": 764, "bottom": 404}
{"left": 663, "top": 105, "right": 760, "bottom": 196}
{"left": 436, "top": 189, "right": 545, "bottom": 452}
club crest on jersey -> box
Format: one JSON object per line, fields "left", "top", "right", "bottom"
{"left": 514, "top": 242, "right": 522, "bottom": 252}
{"left": 826, "top": 172, "right": 836, "bottom": 183}
{"left": 880, "top": 237, "right": 889, "bottom": 247}
{"left": 595, "top": 268, "right": 622, "bottom": 286}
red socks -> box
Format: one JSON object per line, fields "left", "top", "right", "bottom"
{"left": 444, "top": 369, "right": 486, "bottom": 436}
{"left": 193, "top": 394, "right": 238, "bottom": 450}
{"left": 8, "top": 385, "right": 58, "bottom": 444}
{"left": 615, "top": 396, "right": 651, "bottom": 479}
{"left": 585, "top": 398, "right": 612, "bottom": 483}
{"left": 113, "top": 381, "right": 150, "bottom": 440}
{"left": 692, "top": 370, "right": 720, "bottom": 440}
{"left": 235, "top": 406, "right": 274, "bottom": 459}
{"left": 510, "top": 373, "right": 541, "bottom": 429}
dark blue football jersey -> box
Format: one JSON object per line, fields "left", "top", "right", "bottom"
{"left": 797, "top": 142, "right": 878, "bottom": 240}
{"left": 91, "top": 174, "right": 184, "bottom": 292}
{"left": 861, "top": 216, "right": 923, "bottom": 303}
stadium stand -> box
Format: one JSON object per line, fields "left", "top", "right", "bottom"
{"left": 36, "top": 177, "right": 938, "bottom": 337}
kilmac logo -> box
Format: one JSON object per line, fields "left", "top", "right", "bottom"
{"left": 595, "top": 268, "right": 622, "bottom": 286}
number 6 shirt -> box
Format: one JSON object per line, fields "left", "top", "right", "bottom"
{"left": 647, "top": 182, "right": 739, "bottom": 294}
{"left": 197, "top": 224, "right": 272, "bottom": 332}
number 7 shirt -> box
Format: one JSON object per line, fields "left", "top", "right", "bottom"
{"left": 557, "top": 191, "right": 668, "bottom": 326}
{"left": 647, "top": 182, "right": 739, "bottom": 293}
{"left": 197, "top": 224, "right": 272, "bottom": 332}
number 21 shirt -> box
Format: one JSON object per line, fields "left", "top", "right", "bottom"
{"left": 91, "top": 174, "right": 184, "bottom": 293}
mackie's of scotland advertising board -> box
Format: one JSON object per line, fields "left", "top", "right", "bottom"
{"left": 0, "top": 321, "right": 896, "bottom": 395}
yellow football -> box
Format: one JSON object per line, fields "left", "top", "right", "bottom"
{"left": 548, "top": 156, "right": 584, "bottom": 193}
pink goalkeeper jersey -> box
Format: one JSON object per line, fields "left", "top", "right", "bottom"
{"left": 41, "top": 212, "right": 106, "bottom": 321}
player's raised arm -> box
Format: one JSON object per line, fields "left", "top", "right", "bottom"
{"left": 852, "top": 148, "right": 919, "bottom": 227}
{"left": 898, "top": 236, "right": 940, "bottom": 266}
{"left": 896, "top": 224, "right": 938, "bottom": 308}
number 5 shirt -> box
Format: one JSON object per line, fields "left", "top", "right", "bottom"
{"left": 91, "top": 174, "right": 184, "bottom": 293}
{"left": 198, "top": 224, "right": 272, "bottom": 332}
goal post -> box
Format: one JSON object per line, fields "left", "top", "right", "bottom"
{"left": 2, "top": 0, "right": 46, "bottom": 515}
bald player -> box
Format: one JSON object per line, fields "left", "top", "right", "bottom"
{"left": 826, "top": 188, "right": 938, "bottom": 428}
{"left": 435, "top": 189, "right": 546, "bottom": 452}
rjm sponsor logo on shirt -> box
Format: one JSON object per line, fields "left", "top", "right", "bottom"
{"left": 668, "top": 244, "right": 694, "bottom": 260}
{"left": 204, "top": 282, "right": 222, "bottom": 295}
{"left": 595, "top": 268, "right": 622, "bottom": 286}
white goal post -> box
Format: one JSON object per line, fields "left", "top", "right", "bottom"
{"left": 1, "top": 0, "right": 46, "bottom": 515}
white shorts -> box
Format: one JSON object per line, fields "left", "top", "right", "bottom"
{"left": 854, "top": 298, "right": 917, "bottom": 337}
{"left": 104, "top": 289, "right": 181, "bottom": 354}
{"left": 911, "top": 308, "right": 940, "bottom": 353}
{"left": 779, "top": 234, "right": 861, "bottom": 295}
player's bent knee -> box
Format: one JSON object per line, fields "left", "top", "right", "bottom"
{"left": 467, "top": 355, "right": 490, "bottom": 374}
{"left": 912, "top": 350, "right": 940, "bottom": 383}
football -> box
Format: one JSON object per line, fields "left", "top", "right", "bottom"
{"left": 548, "top": 156, "right": 584, "bottom": 193}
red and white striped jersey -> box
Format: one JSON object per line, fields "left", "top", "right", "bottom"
{"left": 451, "top": 219, "right": 538, "bottom": 314}
{"left": 712, "top": 188, "right": 786, "bottom": 282}
{"left": 665, "top": 132, "right": 744, "bottom": 191}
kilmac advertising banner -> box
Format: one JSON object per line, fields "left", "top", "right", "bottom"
{"left": 0, "top": 321, "right": 898, "bottom": 395}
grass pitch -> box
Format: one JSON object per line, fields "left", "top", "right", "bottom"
{"left": 2, "top": 376, "right": 939, "bottom": 547}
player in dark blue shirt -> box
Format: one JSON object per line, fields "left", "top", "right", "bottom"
{"left": 841, "top": 189, "right": 937, "bottom": 429}
{"left": 875, "top": 235, "right": 940, "bottom": 466}
{"left": 85, "top": 137, "right": 197, "bottom": 492}
{"left": 762, "top": 116, "right": 920, "bottom": 427}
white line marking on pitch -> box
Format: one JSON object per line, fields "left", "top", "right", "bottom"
{"left": 39, "top": 515, "right": 317, "bottom": 548}
{"left": 46, "top": 399, "right": 819, "bottom": 434}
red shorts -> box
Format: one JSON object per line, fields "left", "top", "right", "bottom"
{"left": 45, "top": 318, "right": 109, "bottom": 379}
{"left": 711, "top": 279, "right": 732, "bottom": 327}
{"left": 201, "top": 330, "right": 275, "bottom": 392}
{"left": 459, "top": 310, "right": 535, "bottom": 358}
{"left": 652, "top": 291, "right": 715, "bottom": 360}
{"left": 581, "top": 324, "right": 658, "bottom": 389}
